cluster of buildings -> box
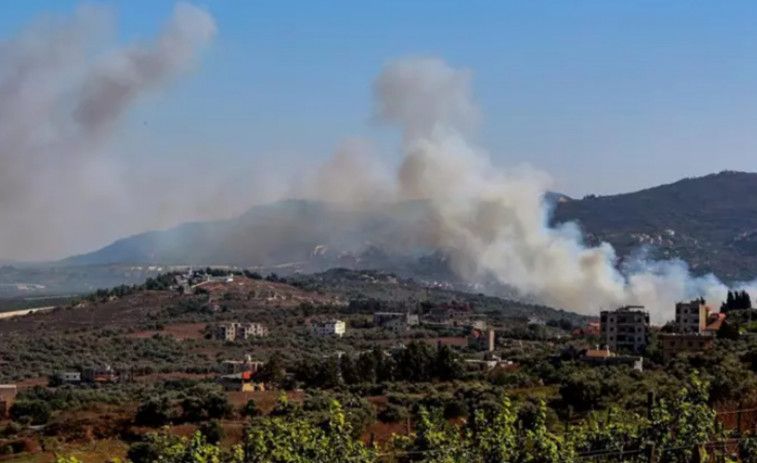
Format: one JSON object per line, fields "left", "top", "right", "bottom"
{"left": 597, "top": 299, "right": 725, "bottom": 363}
{"left": 213, "top": 322, "right": 269, "bottom": 341}
{"left": 659, "top": 300, "right": 724, "bottom": 362}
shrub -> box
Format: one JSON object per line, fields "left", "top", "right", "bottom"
{"left": 443, "top": 399, "right": 468, "bottom": 419}
{"left": 198, "top": 419, "right": 224, "bottom": 444}
{"left": 10, "top": 400, "right": 51, "bottom": 425}
{"left": 378, "top": 404, "right": 407, "bottom": 423}
{"left": 181, "top": 384, "right": 231, "bottom": 422}
{"left": 135, "top": 396, "right": 172, "bottom": 426}
{"left": 241, "top": 399, "right": 261, "bottom": 418}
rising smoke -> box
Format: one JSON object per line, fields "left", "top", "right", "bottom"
{"left": 363, "top": 57, "right": 734, "bottom": 321}
{"left": 0, "top": 3, "right": 741, "bottom": 320}
{"left": 0, "top": 3, "right": 216, "bottom": 261}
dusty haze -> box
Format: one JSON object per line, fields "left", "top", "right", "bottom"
{"left": 0, "top": 4, "right": 745, "bottom": 321}
{"left": 303, "top": 57, "right": 739, "bottom": 321}
{"left": 0, "top": 2, "right": 216, "bottom": 261}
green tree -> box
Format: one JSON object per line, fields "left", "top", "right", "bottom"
{"left": 10, "top": 399, "right": 51, "bottom": 425}
{"left": 435, "top": 344, "right": 463, "bottom": 381}
{"left": 244, "top": 400, "right": 372, "bottom": 463}
{"left": 318, "top": 356, "right": 342, "bottom": 389}
{"left": 259, "top": 352, "right": 287, "bottom": 386}
{"left": 355, "top": 351, "right": 377, "bottom": 384}
{"left": 241, "top": 399, "right": 261, "bottom": 418}
{"left": 135, "top": 396, "right": 172, "bottom": 426}
{"left": 643, "top": 372, "right": 720, "bottom": 463}
{"left": 340, "top": 354, "right": 360, "bottom": 385}
{"left": 199, "top": 419, "right": 225, "bottom": 444}
{"left": 181, "top": 384, "right": 232, "bottom": 422}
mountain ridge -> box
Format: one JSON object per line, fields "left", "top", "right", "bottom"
{"left": 60, "top": 171, "right": 757, "bottom": 282}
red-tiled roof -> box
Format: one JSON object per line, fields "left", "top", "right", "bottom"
{"left": 585, "top": 349, "right": 611, "bottom": 358}
{"left": 705, "top": 312, "right": 726, "bottom": 331}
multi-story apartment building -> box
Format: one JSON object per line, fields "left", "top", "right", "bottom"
{"left": 658, "top": 300, "right": 723, "bottom": 362}
{"left": 599, "top": 305, "right": 650, "bottom": 353}
{"left": 674, "top": 299, "right": 708, "bottom": 333}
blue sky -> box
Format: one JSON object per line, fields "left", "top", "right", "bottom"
{"left": 5, "top": 0, "right": 757, "bottom": 197}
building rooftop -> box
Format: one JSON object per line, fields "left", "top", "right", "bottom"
{"left": 617, "top": 305, "right": 646, "bottom": 311}
{"left": 584, "top": 349, "right": 612, "bottom": 358}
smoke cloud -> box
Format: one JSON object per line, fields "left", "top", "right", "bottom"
{"left": 0, "top": 3, "right": 216, "bottom": 261}
{"left": 332, "top": 57, "right": 732, "bottom": 321}
{"left": 0, "top": 1, "right": 739, "bottom": 322}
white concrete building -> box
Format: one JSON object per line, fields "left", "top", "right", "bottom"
{"left": 309, "top": 319, "right": 346, "bottom": 337}
{"left": 60, "top": 372, "right": 82, "bottom": 384}
{"left": 214, "top": 322, "right": 269, "bottom": 341}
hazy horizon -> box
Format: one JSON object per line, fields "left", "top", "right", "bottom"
{"left": 5, "top": 1, "right": 757, "bottom": 261}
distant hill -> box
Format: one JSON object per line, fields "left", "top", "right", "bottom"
{"left": 61, "top": 199, "right": 439, "bottom": 269}
{"left": 551, "top": 171, "right": 757, "bottom": 281}
{"left": 59, "top": 172, "right": 757, "bottom": 283}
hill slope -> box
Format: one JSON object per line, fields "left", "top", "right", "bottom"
{"left": 552, "top": 171, "right": 757, "bottom": 280}
{"left": 61, "top": 200, "right": 438, "bottom": 268}
{"left": 60, "top": 171, "right": 757, "bottom": 282}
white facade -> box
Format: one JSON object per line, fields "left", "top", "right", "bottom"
{"left": 237, "top": 323, "right": 269, "bottom": 338}
{"left": 309, "top": 320, "right": 346, "bottom": 337}
{"left": 60, "top": 372, "right": 81, "bottom": 383}
{"left": 215, "top": 322, "right": 269, "bottom": 341}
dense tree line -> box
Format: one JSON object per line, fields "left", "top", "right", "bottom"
{"left": 288, "top": 342, "right": 463, "bottom": 389}
{"left": 52, "top": 373, "right": 754, "bottom": 463}
{"left": 721, "top": 290, "right": 752, "bottom": 312}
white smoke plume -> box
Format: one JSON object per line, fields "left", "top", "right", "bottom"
{"left": 0, "top": 3, "right": 216, "bottom": 261}
{"left": 363, "top": 57, "right": 732, "bottom": 321}
{"left": 0, "top": 0, "right": 738, "bottom": 323}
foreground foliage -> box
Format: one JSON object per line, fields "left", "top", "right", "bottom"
{"left": 50, "top": 373, "right": 754, "bottom": 463}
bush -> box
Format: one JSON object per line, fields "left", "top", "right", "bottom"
{"left": 198, "top": 419, "right": 224, "bottom": 444}
{"left": 241, "top": 399, "right": 261, "bottom": 418}
{"left": 135, "top": 396, "right": 172, "bottom": 426}
{"left": 126, "top": 441, "right": 160, "bottom": 463}
{"left": 378, "top": 404, "right": 407, "bottom": 423}
{"left": 10, "top": 400, "right": 51, "bottom": 425}
{"left": 181, "top": 384, "right": 231, "bottom": 422}
{"left": 443, "top": 399, "right": 468, "bottom": 419}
